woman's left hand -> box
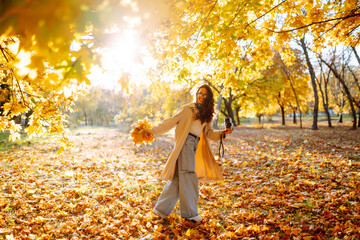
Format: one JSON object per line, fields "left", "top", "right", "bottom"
{"left": 223, "top": 127, "right": 234, "bottom": 136}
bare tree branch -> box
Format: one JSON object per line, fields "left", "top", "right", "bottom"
{"left": 245, "top": 0, "right": 288, "bottom": 29}
{"left": 0, "top": 45, "right": 9, "bottom": 62}
{"left": 268, "top": 11, "right": 360, "bottom": 33}
{"left": 347, "top": 65, "right": 360, "bottom": 91}
{"left": 351, "top": 46, "right": 360, "bottom": 65}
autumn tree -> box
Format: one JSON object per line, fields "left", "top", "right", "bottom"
{"left": 0, "top": 0, "right": 169, "bottom": 147}
{"left": 150, "top": 0, "right": 275, "bottom": 118}
{"left": 266, "top": 48, "right": 309, "bottom": 127}
{"left": 318, "top": 49, "right": 358, "bottom": 129}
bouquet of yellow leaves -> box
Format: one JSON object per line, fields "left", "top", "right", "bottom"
{"left": 130, "top": 118, "right": 155, "bottom": 145}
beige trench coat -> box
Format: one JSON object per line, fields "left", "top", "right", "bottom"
{"left": 149, "top": 103, "right": 224, "bottom": 182}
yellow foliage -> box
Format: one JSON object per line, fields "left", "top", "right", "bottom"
{"left": 1, "top": 0, "right": 359, "bottom": 149}
{"left": 0, "top": 0, "right": 171, "bottom": 149}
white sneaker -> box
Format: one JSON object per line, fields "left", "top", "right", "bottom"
{"left": 187, "top": 215, "right": 202, "bottom": 222}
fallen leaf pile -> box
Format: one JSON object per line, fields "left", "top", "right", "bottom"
{"left": 0, "top": 123, "right": 359, "bottom": 239}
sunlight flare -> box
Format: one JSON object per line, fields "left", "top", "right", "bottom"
{"left": 88, "top": 29, "right": 152, "bottom": 89}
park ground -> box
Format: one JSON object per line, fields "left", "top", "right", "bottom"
{"left": 0, "top": 119, "right": 359, "bottom": 239}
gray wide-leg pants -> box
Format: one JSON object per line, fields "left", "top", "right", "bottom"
{"left": 153, "top": 134, "right": 200, "bottom": 219}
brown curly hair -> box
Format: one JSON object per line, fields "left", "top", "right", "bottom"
{"left": 195, "top": 84, "right": 215, "bottom": 124}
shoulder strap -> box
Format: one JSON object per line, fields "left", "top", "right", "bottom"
{"left": 218, "top": 132, "right": 225, "bottom": 158}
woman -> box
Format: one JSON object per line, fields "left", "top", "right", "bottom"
{"left": 146, "top": 84, "right": 233, "bottom": 222}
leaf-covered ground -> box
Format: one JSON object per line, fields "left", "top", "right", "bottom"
{"left": 1, "top": 123, "right": 359, "bottom": 239}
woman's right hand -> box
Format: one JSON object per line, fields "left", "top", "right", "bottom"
{"left": 143, "top": 130, "right": 153, "bottom": 138}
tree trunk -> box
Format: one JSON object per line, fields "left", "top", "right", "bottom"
{"left": 235, "top": 105, "right": 240, "bottom": 126}
{"left": 347, "top": 65, "right": 360, "bottom": 127}
{"left": 224, "top": 98, "right": 236, "bottom": 126}
{"left": 279, "top": 56, "right": 302, "bottom": 128}
{"left": 293, "top": 108, "right": 297, "bottom": 124}
{"left": 84, "top": 111, "right": 88, "bottom": 126}
{"left": 325, "top": 108, "right": 333, "bottom": 128}
{"left": 280, "top": 105, "right": 285, "bottom": 125}
{"left": 212, "top": 92, "right": 222, "bottom": 129}
{"left": 24, "top": 110, "right": 32, "bottom": 128}
{"left": 338, "top": 113, "right": 343, "bottom": 123}
{"left": 222, "top": 88, "right": 236, "bottom": 126}
{"left": 317, "top": 59, "right": 333, "bottom": 128}
{"left": 324, "top": 96, "right": 333, "bottom": 128}
{"left": 300, "top": 37, "right": 318, "bottom": 130}
{"left": 338, "top": 93, "right": 344, "bottom": 123}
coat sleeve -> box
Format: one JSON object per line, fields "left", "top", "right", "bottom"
{"left": 204, "top": 122, "right": 224, "bottom": 142}
{"left": 149, "top": 106, "right": 188, "bottom": 136}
